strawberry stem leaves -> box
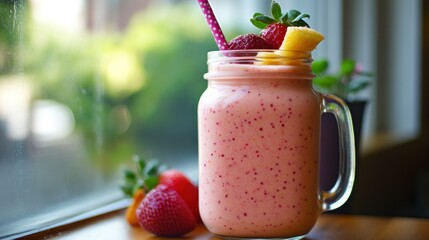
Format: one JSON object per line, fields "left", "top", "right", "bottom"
{"left": 251, "top": 1, "right": 311, "bottom": 29}
{"left": 121, "top": 155, "right": 169, "bottom": 197}
{"left": 271, "top": 2, "right": 282, "bottom": 20}
{"left": 254, "top": 15, "right": 277, "bottom": 25}
{"left": 250, "top": 13, "right": 268, "bottom": 29}
{"left": 291, "top": 13, "right": 310, "bottom": 26}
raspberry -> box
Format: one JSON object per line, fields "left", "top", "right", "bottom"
{"left": 229, "top": 33, "right": 275, "bottom": 50}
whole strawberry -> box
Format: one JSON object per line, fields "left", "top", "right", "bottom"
{"left": 251, "top": 1, "right": 311, "bottom": 49}
{"left": 260, "top": 23, "right": 287, "bottom": 49}
{"left": 229, "top": 33, "right": 274, "bottom": 50}
{"left": 137, "top": 184, "right": 196, "bottom": 237}
{"left": 159, "top": 169, "right": 200, "bottom": 222}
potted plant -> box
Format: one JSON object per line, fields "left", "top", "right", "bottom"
{"left": 312, "top": 59, "right": 372, "bottom": 158}
{"left": 312, "top": 59, "right": 372, "bottom": 212}
{"left": 312, "top": 58, "right": 372, "bottom": 100}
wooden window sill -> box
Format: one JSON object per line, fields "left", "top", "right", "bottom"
{"left": 21, "top": 209, "right": 429, "bottom": 239}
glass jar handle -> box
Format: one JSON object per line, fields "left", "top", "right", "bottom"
{"left": 321, "top": 94, "right": 356, "bottom": 211}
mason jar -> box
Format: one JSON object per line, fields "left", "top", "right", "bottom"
{"left": 197, "top": 50, "right": 355, "bottom": 239}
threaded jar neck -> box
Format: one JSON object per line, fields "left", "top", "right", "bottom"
{"left": 205, "top": 50, "right": 314, "bottom": 80}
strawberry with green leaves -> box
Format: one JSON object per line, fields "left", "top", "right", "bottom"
{"left": 251, "top": 1, "right": 311, "bottom": 49}
{"left": 120, "top": 155, "right": 200, "bottom": 236}
{"left": 121, "top": 156, "right": 168, "bottom": 226}
{"left": 137, "top": 184, "right": 197, "bottom": 237}
{"left": 121, "top": 156, "right": 168, "bottom": 197}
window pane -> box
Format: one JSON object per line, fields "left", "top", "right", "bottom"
{"left": 0, "top": 0, "right": 215, "bottom": 237}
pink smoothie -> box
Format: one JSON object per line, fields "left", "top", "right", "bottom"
{"left": 198, "top": 63, "right": 322, "bottom": 238}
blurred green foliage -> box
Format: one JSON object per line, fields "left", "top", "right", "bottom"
{"left": 312, "top": 58, "right": 372, "bottom": 100}
{"left": 0, "top": 0, "right": 29, "bottom": 74}
{"left": 1, "top": 2, "right": 220, "bottom": 168}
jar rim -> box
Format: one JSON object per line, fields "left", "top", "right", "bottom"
{"left": 207, "top": 49, "right": 312, "bottom": 65}
{"left": 205, "top": 49, "right": 313, "bottom": 80}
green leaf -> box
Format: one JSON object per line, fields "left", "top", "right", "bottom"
{"left": 144, "top": 175, "right": 159, "bottom": 191}
{"left": 313, "top": 76, "right": 338, "bottom": 87}
{"left": 287, "top": 9, "right": 301, "bottom": 22}
{"left": 292, "top": 13, "right": 310, "bottom": 22}
{"left": 132, "top": 155, "right": 146, "bottom": 175}
{"left": 292, "top": 19, "right": 310, "bottom": 27}
{"left": 251, "top": 18, "right": 268, "bottom": 29}
{"left": 144, "top": 159, "right": 161, "bottom": 176}
{"left": 340, "top": 59, "right": 356, "bottom": 76}
{"left": 120, "top": 185, "right": 134, "bottom": 197}
{"left": 124, "top": 169, "right": 136, "bottom": 183}
{"left": 254, "top": 15, "right": 277, "bottom": 24}
{"left": 271, "top": 1, "right": 283, "bottom": 20}
{"left": 281, "top": 12, "right": 289, "bottom": 24}
{"left": 253, "top": 12, "right": 264, "bottom": 18}
{"left": 120, "top": 154, "right": 168, "bottom": 195}
{"left": 312, "top": 59, "right": 329, "bottom": 74}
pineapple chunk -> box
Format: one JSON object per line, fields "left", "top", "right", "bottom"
{"left": 256, "top": 27, "right": 323, "bottom": 65}
{"left": 256, "top": 52, "right": 285, "bottom": 65}
{"left": 279, "top": 26, "right": 324, "bottom": 51}
{"left": 256, "top": 51, "right": 310, "bottom": 65}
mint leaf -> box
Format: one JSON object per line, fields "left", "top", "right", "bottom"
{"left": 271, "top": 1, "right": 282, "bottom": 20}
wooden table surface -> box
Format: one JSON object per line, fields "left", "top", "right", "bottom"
{"left": 24, "top": 210, "right": 429, "bottom": 240}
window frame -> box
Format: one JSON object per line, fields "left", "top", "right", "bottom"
{"left": 347, "top": 0, "right": 429, "bottom": 216}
